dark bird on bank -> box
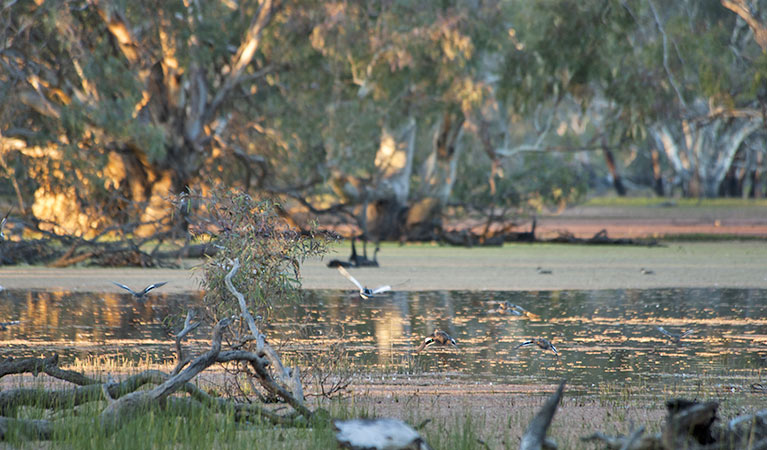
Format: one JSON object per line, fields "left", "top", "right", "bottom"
{"left": 415, "top": 329, "right": 458, "bottom": 353}
{"left": 327, "top": 237, "right": 380, "bottom": 268}
{"left": 0, "top": 320, "right": 20, "bottom": 331}
{"left": 515, "top": 338, "right": 559, "bottom": 357}
{"left": 112, "top": 281, "right": 168, "bottom": 299}
{"left": 657, "top": 326, "right": 694, "bottom": 343}
{"left": 337, "top": 266, "right": 390, "bottom": 299}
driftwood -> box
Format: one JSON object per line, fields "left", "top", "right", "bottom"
{"left": 439, "top": 222, "right": 657, "bottom": 248}
{"left": 583, "top": 399, "right": 767, "bottom": 450}
{"left": 548, "top": 229, "right": 658, "bottom": 246}
{"left": 0, "top": 299, "right": 316, "bottom": 440}
{"left": 99, "top": 317, "right": 232, "bottom": 432}
{"left": 520, "top": 380, "right": 566, "bottom": 450}
{"left": 333, "top": 418, "right": 432, "bottom": 450}
{"left": 223, "top": 258, "right": 308, "bottom": 414}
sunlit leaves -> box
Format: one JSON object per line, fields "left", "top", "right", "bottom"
{"left": 190, "top": 188, "right": 332, "bottom": 322}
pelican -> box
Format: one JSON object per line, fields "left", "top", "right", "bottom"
{"left": 515, "top": 338, "right": 559, "bottom": 356}
{"left": 415, "top": 329, "right": 457, "bottom": 352}
{"left": 657, "top": 326, "right": 694, "bottom": 342}
{"left": 337, "top": 266, "right": 390, "bottom": 299}
{"left": 112, "top": 281, "right": 168, "bottom": 299}
{"left": 0, "top": 320, "right": 20, "bottom": 331}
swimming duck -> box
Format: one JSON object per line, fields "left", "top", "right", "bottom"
{"left": 112, "top": 281, "right": 168, "bottom": 299}
{"left": 515, "top": 338, "right": 559, "bottom": 356}
{"left": 415, "top": 329, "right": 457, "bottom": 352}
{"left": 640, "top": 268, "right": 655, "bottom": 275}
{"left": 337, "top": 266, "right": 390, "bottom": 299}
{"left": 536, "top": 266, "right": 552, "bottom": 275}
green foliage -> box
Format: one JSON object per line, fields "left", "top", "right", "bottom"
{"left": 190, "top": 188, "right": 331, "bottom": 321}
{"left": 452, "top": 148, "right": 586, "bottom": 216}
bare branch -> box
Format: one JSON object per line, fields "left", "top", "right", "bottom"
{"left": 646, "top": 0, "right": 687, "bottom": 109}
{"left": 223, "top": 258, "right": 305, "bottom": 405}
{"left": 171, "top": 309, "right": 201, "bottom": 376}
{"left": 203, "top": 0, "right": 276, "bottom": 125}
{"left": 722, "top": 0, "right": 767, "bottom": 51}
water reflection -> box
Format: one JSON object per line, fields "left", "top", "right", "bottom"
{"left": 1, "top": 288, "right": 766, "bottom": 389}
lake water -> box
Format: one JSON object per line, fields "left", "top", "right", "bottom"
{"left": 1, "top": 288, "right": 765, "bottom": 394}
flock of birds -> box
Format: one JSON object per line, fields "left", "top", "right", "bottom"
{"left": 334, "top": 264, "right": 695, "bottom": 359}
{"left": 335, "top": 265, "right": 570, "bottom": 357}
{"left": 1, "top": 253, "right": 692, "bottom": 359}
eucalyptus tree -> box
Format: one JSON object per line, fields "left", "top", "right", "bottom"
{"left": 0, "top": 0, "right": 279, "bottom": 236}
{"left": 636, "top": 1, "right": 767, "bottom": 197}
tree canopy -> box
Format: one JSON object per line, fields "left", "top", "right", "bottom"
{"left": 1, "top": 0, "right": 766, "bottom": 241}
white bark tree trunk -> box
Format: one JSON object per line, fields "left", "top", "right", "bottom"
{"left": 650, "top": 115, "right": 760, "bottom": 197}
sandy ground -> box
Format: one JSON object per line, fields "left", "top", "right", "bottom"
{"left": 2, "top": 240, "right": 767, "bottom": 292}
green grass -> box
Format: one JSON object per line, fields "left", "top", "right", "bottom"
{"left": 583, "top": 196, "right": 767, "bottom": 208}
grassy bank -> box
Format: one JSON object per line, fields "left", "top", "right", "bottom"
{"left": 3, "top": 359, "right": 766, "bottom": 449}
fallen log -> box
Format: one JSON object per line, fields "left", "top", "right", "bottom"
{"left": 520, "top": 380, "right": 566, "bottom": 450}
{"left": 99, "top": 317, "right": 232, "bottom": 433}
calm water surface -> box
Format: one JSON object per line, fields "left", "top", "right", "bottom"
{"left": 1, "top": 288, "right": 766, "bottom": 390}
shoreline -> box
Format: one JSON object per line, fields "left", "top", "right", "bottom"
{"left": 2, "top": 241, "right": 766, "bottom": 292}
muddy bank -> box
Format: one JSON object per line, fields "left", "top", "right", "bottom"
{"left": 1, "top": 241, "right": 766, "bottom": 292}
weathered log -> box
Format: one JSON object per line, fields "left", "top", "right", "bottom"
{"left": 662, "top": 400, "right": 718, "bottom": 448}
{"left": 99, "top": 317, "right": 231, "bottom": 433}
{"left": 0, "top": 416, "right": 52, "bottom": 441}
{"left": 520, "top": 380, "right": 565, "bottom": 450}
{"left": 0, "top": 354, "right": 97, "bottom": 386}
{"left": 334, "top": 418, "right": 432, "bottom": 450}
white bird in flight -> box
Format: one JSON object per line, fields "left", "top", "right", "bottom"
{"left": 112, "top": 281, "right": 168, "bottom": 299}
{"left": 337, "top": 266, "right": 391, "bottom": 299}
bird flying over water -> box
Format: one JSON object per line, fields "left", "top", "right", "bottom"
{"left": 657, "top": 326, "right": 694, "bottom": 342}
{"left": 488, "top": 301, "right": 539, "bottom": 319}
{"left": 515, "top": 338, "right": 559, "bottom": 357}
{"left": 0, "top": 208, "right": 10, "bottom": 241}
{"left": 415, "top": 329, "right": 457, "bottom": 353}
{"left": 0, "top": 320, "right": 20, "bottom": 331}
{"left": 112, "top": 281, "right": 168, "bottom": 299}
{"left": 337, "top": 266, "right": 390, "bottom": 299}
